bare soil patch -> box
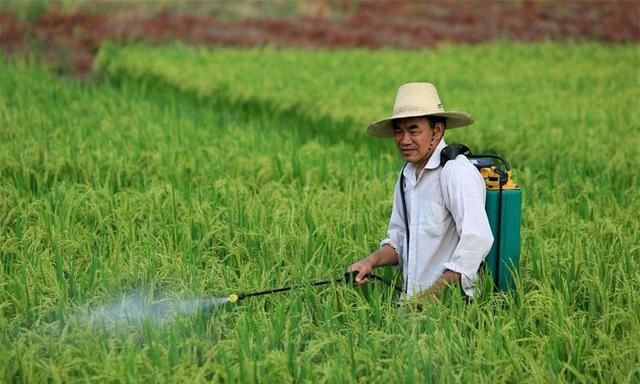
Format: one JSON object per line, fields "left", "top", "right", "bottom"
{"left": 1, "top": 0, "right": 638, "bottom": 76}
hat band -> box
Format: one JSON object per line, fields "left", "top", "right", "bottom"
{"left": 392, "top": 106, "right": 441, "bottom": 116}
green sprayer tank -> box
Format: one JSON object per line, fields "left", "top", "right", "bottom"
{"left": 475, "top": 160, "right": 522, "bottom": 291}
{"left": 443, "top": 145, "right": 522, "bottom": 292}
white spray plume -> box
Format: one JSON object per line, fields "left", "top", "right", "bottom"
{"left": 83, "top": 292, "right": 230, "bottom": 327}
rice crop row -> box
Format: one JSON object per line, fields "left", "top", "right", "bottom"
{"left": 1, "top": 42, "right": 639, "bottom": 383}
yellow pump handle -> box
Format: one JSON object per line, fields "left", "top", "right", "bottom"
{"left": 481, "top": 166, "right": 518, "bottom": 190}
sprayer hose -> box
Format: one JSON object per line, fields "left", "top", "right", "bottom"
{"left": 234, "top": 272, "right": 403, "bottom": 302}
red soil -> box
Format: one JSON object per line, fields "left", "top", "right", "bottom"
{"left": 1, "top": 0, "right": 638, "bottom": 76}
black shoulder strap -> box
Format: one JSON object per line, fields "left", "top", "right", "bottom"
{"left": 399, "top": 162, "right": 409, "bottom": 251}
{"left": 440, "top": 144, "right": 472, "bottom": 167}
{"left": 398, "top": 163, "right": 409, "bottom": 293}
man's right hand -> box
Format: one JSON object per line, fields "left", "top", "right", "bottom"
{"left": 347, "top": 259, "right": 374, "bottom": 285}
{"left": 347, "top": 245, "right": 400, "bottom": 285}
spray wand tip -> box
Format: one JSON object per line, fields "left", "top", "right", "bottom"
{"left": 228, "top": 293, "right": 239, "bottom": 303}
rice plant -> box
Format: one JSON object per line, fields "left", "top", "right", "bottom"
{"left": 1, "top": 42, "right": 639, "bottom": 382}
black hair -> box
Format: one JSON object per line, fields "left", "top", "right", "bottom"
{"left": 426, "top": 116, "right": 447, "bottom": 129}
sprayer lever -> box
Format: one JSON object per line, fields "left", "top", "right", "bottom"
{"left": 344, "top": 270, "right": 360, "bottom": 283}
{"left": 345, "top": 270, "right": 403, "bottom": 293}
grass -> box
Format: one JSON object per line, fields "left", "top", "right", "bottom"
{"left": 1, "top": 42, "right": 640, "bottom": 383}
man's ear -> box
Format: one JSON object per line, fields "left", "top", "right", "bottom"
{"left": 434, "top": 121, "right": 445, "bottom": 138}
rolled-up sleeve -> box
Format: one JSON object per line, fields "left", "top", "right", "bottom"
{"left": 441, "top": 156, "right": 494, "bottom": 296}
{"left": 380, "top": 175, "right": 405, "bottom": 270}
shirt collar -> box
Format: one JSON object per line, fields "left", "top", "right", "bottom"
{"left": 425, "top": 138, "right": 447, "bottom": 170}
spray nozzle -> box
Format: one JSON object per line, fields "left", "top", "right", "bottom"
{"left": 228, "top": 293, "right": 246, "bottom": 303}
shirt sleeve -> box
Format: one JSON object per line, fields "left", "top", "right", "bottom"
{"left": 380, "top": 174, "right": 405, "bottom": 270}
{"left": 440, "top": 156, "right": 494, "bottom": 296}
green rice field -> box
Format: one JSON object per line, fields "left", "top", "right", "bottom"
{"left": 1, "top": 42, "right": 639, "bottom": 382}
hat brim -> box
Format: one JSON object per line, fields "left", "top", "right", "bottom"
{"left": 367, "top": 111, "right": 474, "bottom": 138}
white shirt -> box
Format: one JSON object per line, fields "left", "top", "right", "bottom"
{"left": 380, "top": 139, "right": 494, "bottom": 297}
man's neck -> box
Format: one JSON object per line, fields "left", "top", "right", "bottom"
{"left": 414, "top": 157, "right": 429, "bottom": 179}
{"left": 413, "top": 137, "right": 444, "bottom": 179}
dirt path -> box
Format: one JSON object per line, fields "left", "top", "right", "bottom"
{"left": 1, "top": 0, "right": 638, "bottom": 76}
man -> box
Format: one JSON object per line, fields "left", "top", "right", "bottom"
{"left": 348, "top": 82, "right": 494, "bottom": 299}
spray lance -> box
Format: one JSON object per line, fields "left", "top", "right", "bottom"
{"left": 226, "top": 271, "right": 402, "bottom": 303}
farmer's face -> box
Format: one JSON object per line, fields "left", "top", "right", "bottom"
{"left": 393, "top": 116, "right": 443, "bottom": 168}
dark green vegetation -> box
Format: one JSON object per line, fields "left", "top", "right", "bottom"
{"left": 1, "top": 43, "right": 639, "bottom": 382}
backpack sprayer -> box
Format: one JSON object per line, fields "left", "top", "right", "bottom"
{"left": 221, "top": 144, "right": 520, "bottom": 306}
{"left": 441, "top": 144, "right": 522, "bottom": 291}
{"left": 226, "top": 271, "right": 402, "bottom": 303}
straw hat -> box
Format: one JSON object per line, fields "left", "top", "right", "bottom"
{"left": 367, "top": 82, "right": 474, "bottom": 137}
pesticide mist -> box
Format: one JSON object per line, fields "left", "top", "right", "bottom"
{"left": 82, "top": 292, "right": 230, "bottom": 327}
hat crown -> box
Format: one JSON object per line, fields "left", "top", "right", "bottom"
{"left": 366, "top": 81, "right": 473, "bottom": 137}
{"left": 392, "top": 82, "right": 444, "bottom": 116}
